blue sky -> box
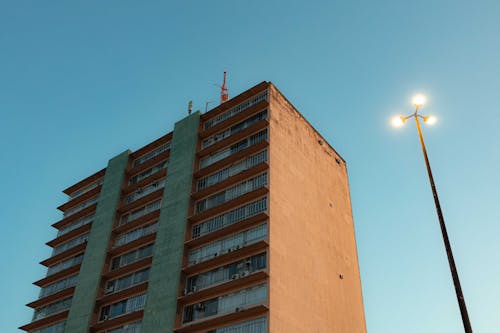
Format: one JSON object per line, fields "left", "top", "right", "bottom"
{"left": 1, "top": 1, "right": 499, "bottom": 332}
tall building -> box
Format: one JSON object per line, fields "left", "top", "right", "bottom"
{"left": 20, "top": 81, "right": 366, "bottom": 333}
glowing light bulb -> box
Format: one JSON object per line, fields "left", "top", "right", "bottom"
{"left": 412, "top": 94, "right": 427, "bottom": 107}
{"left": 391, "top": 116, "right": 406, "bottom": 128}
{"left": 424, "top": 115, "right": 437, "bottom": 125}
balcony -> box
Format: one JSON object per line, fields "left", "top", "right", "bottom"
{"left": 199, "top": 130, "right": 268, "bottom": 170}
{"left": 62, "top": 197, "right": 99, "bottom": 218}
{"left": 200, "top": 112, "right": 269, "bottom": 156}
{"left": 185, "top": 253, "right": 266, "bottom": 293}
{"left": 194, "top": 150, "right": 268, "bottom": 199}
{"left": 187, "top": 224, "right": 267, "bottom": 266}
{"left": 123, "top": 179, "right": 165, "bottom": 205}
{"left": 202, "top": 90, "right": 269, "bottom": 132}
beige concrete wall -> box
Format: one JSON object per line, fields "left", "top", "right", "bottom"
{"left": 268, "top": 84, "right": 366, "bottom": 333}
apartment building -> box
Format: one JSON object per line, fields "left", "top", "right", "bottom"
{"left": 20, "top": 81, "right": 366, "bottom": 333}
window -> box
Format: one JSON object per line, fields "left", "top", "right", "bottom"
{"left": 114, "top": 223, "right": 158, "bottom": 248}
{"left": 31, "top": 321, "right": 66, "bottom": 333}
{"left": 39, "top": 275, "right": 78, "bottom": 298}
{"left": 192, "top": 197, "right": 267, "bottom": 239}
{"left": 57, "top": 214, "right": 94, "bottom": 237}
{"left": 183, "top": 284, "right": 267, "bottom": 323}
{"left": 133, "top": 143, "right": 171, "bottom": 167}
{"left": 185, "top": 253, "right": 267, "bottom": 293}
{"left": 196, "top": 173, "right": 267, "bottom": 213}
{"left": 199, "top": 130, "right": 268, "bottom": 169}
{"left": 197, "top": 150, "right": 268, "bottom": 190}
{"left": 100, "top": 294, "right": 146, "bottom": 321}
{"left": 105, "top": 268, "right": 150, "bottom": 295}
{"left": 63, "top": 197, "right": 99, "bottom": 218}
{"left": 129, "top": 161, "right": 168, "bottom": 185}
{"left": 52, "top": 233, "right": 89, "bottom": 256}
{"left": 124, "top": 179, "right": 165, "bottom": 204}
{"left": 47, "top": 254, "right": 84, "bottom": 276}
{"left": 107, "top": 321, "right": 142, "bottom": 333}
{"left": 111, "top": 244, "right": 154, "bottom": 270}
{"left": 119, "top": 200, "right": 161, "bottom": 226}
{"left": 68, "top": 178, "right": 103, "bottom": 199}
{"left": 188, "top": 224, "right": 267, "bottom": 266}
{"left": 202, "top": 110, "right": 268, "bottom": 149}
{"left": 209, "top": 317, "right": 267, "bottom": 333}
{"left": 33, "top": 297, "right": 72, "bottom": 321}
{"left": 204, "top": 91, "right": 268, "bottom": 129}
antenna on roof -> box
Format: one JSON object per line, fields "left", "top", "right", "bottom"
{"left": 188, "top": 100, "right": 193, "bottom": 115}
{"left": 219, "top": 71, "right": 229, "bottom": 104}
{"left": 205, "top": 101, "right": 215, "bottom": 113}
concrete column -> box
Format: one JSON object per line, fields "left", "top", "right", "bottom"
{"left": 142, "top": 112, "right": 200, "bottom": 333}
{"left": 65, "top": 150, "right": 129, "bottom": 333}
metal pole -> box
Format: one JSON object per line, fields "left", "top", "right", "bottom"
{"left": 414, "top": 115, "right": 473, "bottom": 333}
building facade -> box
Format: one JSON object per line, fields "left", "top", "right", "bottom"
{"left": 20, "top": 82, "right": 366, "bottom": 333}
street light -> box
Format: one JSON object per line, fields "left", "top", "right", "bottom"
{"left": 392, "top": 94, "right": 473, "bottom": 333}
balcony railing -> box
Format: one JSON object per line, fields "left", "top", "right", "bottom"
{"left": 133, "top": 142, "right": 171, "bottom": 167}
{"left": 199, "top": 130, "right": 268, "bottom": 169}
{"left": 39, "top": 275, "right": 78, "bottom": 299}
{"left": 204, "top": 91, "right": 268, "bottom": 130}
{"left": 124, "top": 179, "right": 165, "bottom": 204}
{"left": 114, "top": 223, "right": 158, "bottom": 248}
{"left": 207, "top": 317, "right": 267, "bottom": 333}
{"left": 68, "top": 179, "right": 103, "bottom": 200}
{"left": 202, "top": 110, "right": 268, "bottom": 149}
{"left": 47, "top": 254, "right": 84, "bottom": 276}
{"left": 52, "top": 233, "right": 88, "bottom": 256}
{"left": 188, "top": 224, "right": 267, "bottom": 266}
{"left": 129, "top": 161, "right": 168, "bottom": 185}
{"left": 196, "top": 173, "right": 267, "bottom": 213}
{"left": 33, "top": 297, "right": 72, "bottom": 321}
{"left": 63, "top": 197, "right": 98, "bottom": 218}
{"left": 197, "top": 150, "right": 268, "bottom": 191}
{"left": 105, "top": 268, "right": 150, "bottom": 295}
{"left": 119, "top": 200, "right": 161, "bottom": 226}
{"left": 31, "top": 321, "right": 66, "bottom": 333}
{"left": 107, "top": 321, "right": 142, "bottom": 333}
{"left": 185, "top": 253, "right": 266, "bottom": 294}
{"left": 192, "top": 197, "right": 267, "bottom": 239}
{"left": 183, "top": 283, "right": 267, "bottom": 323}
{"left": 111, "top": 244, "right": 154, "bottom": 270}
{"left": 99, "top": 294, "right": 147, "bottom": 321}
{"left": 57, "top": 214, "right": 94, "bottom": 237}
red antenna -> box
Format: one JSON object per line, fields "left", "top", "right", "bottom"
{"left": 220, "top": 71, "right": 229, "bottom": 104}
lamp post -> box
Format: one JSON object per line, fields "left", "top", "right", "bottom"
{"left": 392, "top": 95, "right": 473, "bottom": 333}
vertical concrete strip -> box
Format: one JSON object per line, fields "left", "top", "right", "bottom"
{"left": 142, "top": 112, "right": 200, "bottom": 333}
{"left": 65, "top": 150, "right": 129, "bottom": 333}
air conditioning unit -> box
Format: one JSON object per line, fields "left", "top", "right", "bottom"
{"left": 101, "top": 314, "right": 109, "bottom": 321}
{"left": 195, "top": 303, "right": 205, "bottom": 312}
{"left": 231, "top": 273, "right": 239, "bottom": 280}
{"left": 104, "top": 285, "right": 114, "bottom": 294}
{"left": 240, "top": 270, "right": 250, "bottom": 277}
{"left": 235, "top": 307, "right": 244, "bottom": 312}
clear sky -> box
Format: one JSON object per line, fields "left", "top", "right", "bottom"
{"left": 1, "top": 1, "right": 499, "bottom": 332}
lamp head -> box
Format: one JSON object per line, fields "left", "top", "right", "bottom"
{"left": 412, "top": 94, "right": 427, "bottom": 108}
{"left": 391, "top": 116, "right": 406, "bottom": 128}
{"left": 423, "top": 115, "right": 437, "bottom": 125}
